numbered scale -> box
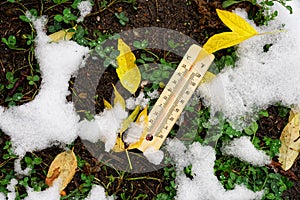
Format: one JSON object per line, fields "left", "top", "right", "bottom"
{"left": 138, "top": 45, "right": 214, "bottom": 152}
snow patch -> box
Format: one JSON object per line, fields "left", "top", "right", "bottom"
{"left": 222, "top": 136, "right": 271, "bottom": 166}
{"left": 77, "top": 1, "right": 93, "bottom": 22}
{"left": 24, "top": 179, "right": 61, "bottom": 200}
{"left": 124, "top": 122, "right": 144, "bottom": 144}
{"left": 0, "top": 17, "right": 89, "bottom": 156}
{"left": 78, "top": 104, "right": 128, "bottom": 152}
{"left": 166, "top": 139, "right": 264, "bottom": 200}
{"left": 143, "top": 147, "right": 164, "bottom": 165}
{"left": 198, "top": 1, "right": 300, "bottom": 130}
{"left": 6, "top": 178, "right": 18, "bottom": 200}
{"left": 84, "top": 185, "right": 114, "bottom": 200}
{"left": 126, "top": 92, "right": 149, "bottom": 110}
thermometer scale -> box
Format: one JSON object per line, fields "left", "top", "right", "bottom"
{"left": 138, "top": 45, "right": 214, "bottom": 152}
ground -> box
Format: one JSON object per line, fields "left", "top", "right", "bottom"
{"left": 0, "top": 0, "right": 299, "bottom": 199}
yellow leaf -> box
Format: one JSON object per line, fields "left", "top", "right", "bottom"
{"left": 203, "top": 32, "right": 254, "bottom": 54}
{"left": 112, "top": 106, "right": 141, "bottom": 152}
{"left": 203, "top": 9, "right": 258, "bottom": 54}
{"left": 112, "top": 85, "right": 125, "bottom": 109}
{"left": 127, "top": 106, "right": 148, "bottom": 150}
{"left": 216, "top": 9, "right": 258, "bottom": 36}
{"left": 200, "top": 71, "right": 216, "bottom": 85}
{"left": 103, "top": 98, "right": 112, "bottom": 109}
{"left": 116, "top": 39, "right": 141, "bottom": 94}
{"left": 119, "top": 105, "right": 141, "bottom": 134}
{"left": 49, "top": 27, "right": 76, "bottom": 42}
{"left": 45, "top": 150, "right": 77, "bottom": 192}
{"left": 278, "top": 110, "right": 300, "bottom": 170}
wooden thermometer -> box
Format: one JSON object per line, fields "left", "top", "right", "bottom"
{"left": 138, "top": 45, "right": 214, "bottom": 152}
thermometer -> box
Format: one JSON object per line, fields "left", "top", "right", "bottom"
{"left": 138, "top": 44, "right": 214, "bottom": 152}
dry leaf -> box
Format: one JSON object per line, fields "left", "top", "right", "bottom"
{"left": 116, "top": 39, "right": 141, "bottom": 94}
{"left": 279, "top": 110, "right": 300, "bottom": 170}
{"left": 49, "top": 27, "right": 76, "bottom": 42}
{"left": 45, "top": 150, "right": 77, "bottom": 192}
{"left": 112, "top": 85, "right": 126, "bottom": 109}
{"left": 203, "top": 9, "right": 258, "bottom": 53}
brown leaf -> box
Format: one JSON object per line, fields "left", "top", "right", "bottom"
{"left": 278, "top": 110, "right": 300, "bottom": 170}
{"left": 46, "top": 150, "right": 77, "bottom": 192}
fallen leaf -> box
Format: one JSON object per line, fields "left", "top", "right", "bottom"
{"left": 278, "top": 110, "right": 300, "bottom": 170}
{"left": 112, "top": 85, "right": 126, "bottom": 109}
{"left": 116, "top": 39, "right": 141, "bottom": 94}
{"left": 203, "top": 9, "right": 258, "bottom": 53}
{"left": 200, "top": 71, "right": 216, "bottom": 85}
{"left": 127, "top": 106, "right": 148, "bottom": 150}
{"left": 103, "top": 98, "right": 112, "bottom": 109}
{"left": 45, "top": 150, "right": 77, "bottom": 192}
{"left": 49, "top": 27, "right": 76, "bottom": 42}
{"left": 112, "top": 106, "right": 141, "bottom": 152}
{"left": 216, "top": 9, "right": 258, "bottom": 36}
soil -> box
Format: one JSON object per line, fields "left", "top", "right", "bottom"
{"left": 0, "top": 0, "right": 299, "bottom": 199}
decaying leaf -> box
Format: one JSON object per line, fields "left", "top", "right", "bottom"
{"left": 279, "top": 110, "right": 300, "bottom": 170}
{"left": 116, "top": 39, "right": 141, "bottom": 94}
{"left": 49, "top": 27, "right": 76, "bottom": 42}
{"left": 45, "top": 150, "right": 77, "bottom": 192}
{"left": 203, "top": 9, "right": 258, "bottom": 54}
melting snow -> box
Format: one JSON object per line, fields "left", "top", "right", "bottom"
{"left": 167, "top": 139, "right": 264, "bottom": 200}
{"left": 198, "top": 1, "right": 300, "bottom": 130}
{"left": 222, "top": 136, "right": 271, "bottom": 166}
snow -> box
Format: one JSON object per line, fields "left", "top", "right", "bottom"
{"left": 14, "top": 158, "right": 31, "bottom": 176}
{"left": 6, "top": 178, "right": 18, "bottom": 200}
{"left": 125, "top": 92, "right": 149, "bottom": 110}
{"left": 147, "top": 90, "right": 159, "bottom": 99}
{"left": 166, "top": 139, "right": 264, "bottom": 200}
{"left": 78, "top": 104, "right": 128, "bottom": 152}
{"left": 0, "top": 16, "right": 89, "bottom": 156}
{"left": 24, "top": 179, "right": 61, "bottom": 200}
{"left": 77, "top": 1, "right": 93, "bottom": 22}
{"left": 124, "top": 122, "right": 144, "bottom": 144}
{"left": 143, "top": 147, "right": 164, "bottom": 165}
{"left": 222, "top": 136, "right": 271, "bottom": 166}
{"left": 84, "top": 185, "right": 114, "bottom": 200}
{"left": 0, "top": 193, "right": 5, "bottom": 200}
{"left": 197, "top": 1, "right": 300, "bottom": 130}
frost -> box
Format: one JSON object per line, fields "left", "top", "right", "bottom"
{"left": 78, "top": 104, "right": 128, "bottom": 152}
{"left": 166, "top": 139, "right": 264, "bottom": 200}
{"left": 222, "top": 136, "right": 271, "bottom": 166}
{"left": 143, "top": 147, "right": 164, "bottom": 165}
{"left": 0, "top": 17, "right": 89, "bottom": 156}
{"left": 84, "top": 185, "right": 114, "bottom": 200}
{"left": 126, "top": 92, "right": 149, "bottom": 110}
{"left": 77, "top": 1, "right": 93, "bottom": 22}
{"left": 198, "top": 1, "right": 300, "bottom": 130}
